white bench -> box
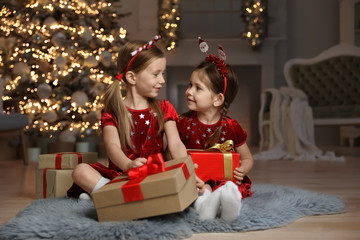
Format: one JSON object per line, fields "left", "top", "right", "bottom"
{"left": 259, "top": 44, "right": 360, "bottom": 150}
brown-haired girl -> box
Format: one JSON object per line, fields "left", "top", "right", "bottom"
{"left": 177, "top": 38, "right": 254, "bottom": 221}
{"left": 67, "top": 36, "right": 187, "bottom": 199}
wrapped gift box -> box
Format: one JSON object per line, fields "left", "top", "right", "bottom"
{"left": 36, "top": 169, "right": 73, "bottom": 199}
{"left": 92, "top": 155, "right": 198, "bottom": 222}
{"left": 38, "top": 152, "right": 98, "bottom": 169}
{"left": 187, "top": 150, "right": 239, "bottom": 182}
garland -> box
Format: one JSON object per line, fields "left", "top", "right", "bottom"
{"left": 159, "top": 0, "right": 180, "bottom": 51}
{"left": 241, "top": 0, "right": 267, "bottom": 50}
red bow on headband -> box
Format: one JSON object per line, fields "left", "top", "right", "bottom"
{"left": 198, "top": 37, "right": 228, "bottom": 95}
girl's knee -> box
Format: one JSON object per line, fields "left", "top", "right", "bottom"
{"left": 72, "top": 163, "right": 90, "bottom": 180}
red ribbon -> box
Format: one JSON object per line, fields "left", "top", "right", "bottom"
{"left": 125, "top": 153, "right": 165, "bottom": 179}
{"left": 43, "top": 169, "right": 49, "bottom": 198}
{"left": 120, "top": 153, "right": 165, "bottom": 202}
{"left": 165, "top": 163, "right": 190, "bottom": 180}
{"left": 55, "top": 152, "right": 82, "bottom": 169}
{"left": 108, "top": 154, "right": 190, "bottom": 203}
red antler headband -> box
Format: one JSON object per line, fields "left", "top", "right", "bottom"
{"left": 116, "top": 35, "right": 161, "bottom": 81}
{"left": 198, "top": 37, "right": 228, "bottom": 95}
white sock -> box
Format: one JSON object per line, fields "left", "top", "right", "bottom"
{"left": 79, "top": 193, "right": 91, "bottom": 201}
{"left": 194, "top": 188, "right": 221, "bottom": 220}
{"left": 91, "top": 177, "right": 110, "bottom": 194}
{"left": 220, "top": 181, "right": 242, "bottom": 222}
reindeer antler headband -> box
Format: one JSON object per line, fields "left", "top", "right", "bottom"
{"left": 116, "top": 35, "right": 161, "bottom": 81}
{"left": 198, "top": 37, "right": 228, "bottom": 95}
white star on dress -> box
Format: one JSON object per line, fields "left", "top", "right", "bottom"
{"left": 222, "top": 131, "right": 226, "bottom": 135}
{"left": 207, "top": 128, "right": 212, "bottom": 132}
{"left": 145, "top": 120, "right": 150, "bottom": 125}
{"left": 220, "top": 137, "right": 225, "bottom": 142}
{"left": 187, "top": 126, "right": 191, "bottom": 130}
{"left": 139, "top": 113, "right": 145, "bottom": 119}
{"left": 196, "top": 140, "right": 200, "bottom": 144}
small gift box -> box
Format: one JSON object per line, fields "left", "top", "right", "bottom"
{"left": 92, "top": 154, "right": 198, "bottom": 222}
{"left": 38, "top": 152, "right": 98, "bottom": 169}
{"left": 187, "top": 140, "right": 239, "bottom": 183}
{"left": 35, "top": 169, "right": 74, "bottom": 199}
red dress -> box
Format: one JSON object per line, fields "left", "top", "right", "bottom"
{"left": 67, "top": 100, "right": 179, "bottom": 198}
{"left": 177, "top": 111, "right": 252, "bottom": 198}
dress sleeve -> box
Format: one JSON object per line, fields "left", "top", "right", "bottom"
{"left": 230, "top": 119, "right": 247, "bottom": 147}
{"left": 160, "top": 100, "right": 179, "bottom": 123}
{"left": 100, "top": 111, "right": 118, "bottom": 130}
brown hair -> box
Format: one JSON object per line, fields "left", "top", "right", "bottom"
{"left": 102, "top": 41, "right": 165, "bottom": 151}
{"left": 181, "top": 60, "right": 239, "bottom": 147}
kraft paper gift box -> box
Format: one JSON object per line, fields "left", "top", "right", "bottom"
{"left": 187, "top": 149, "right": 239, "bottom": 183}
{"left": 35, "top": 169, "right": 73, "bottom": 199}
{"left": 38, "top": 152, "right": 98, "bottom": 169}
{"left": 92, "top": 155, "right": 198, "bottom": 222}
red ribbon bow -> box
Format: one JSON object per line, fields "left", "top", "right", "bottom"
{"left": 108, "top": 153, "right": 190, "bottom": 203}
{"left": 125, "top": 153, "right": 165, "bottom": 179}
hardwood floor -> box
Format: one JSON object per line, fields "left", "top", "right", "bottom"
{"left": 0, "top": 147, "right": 359, "bottom": 240}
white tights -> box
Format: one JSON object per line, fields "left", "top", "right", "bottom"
{"left": 79, "top": 177, "right": 110, "bottom": 200}
{"left": 194, "top": 181, "right": 242, "bottom": 221}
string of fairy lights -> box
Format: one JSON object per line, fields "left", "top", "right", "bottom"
{"left": 0, "top": 0, "right": 127, "bottom": 138}
{"left": 241, "top": 0, "right": 267, "bottom": 50}
{"left": 159, "top": 0, "right": 180, "bottom": 51}
{"left": 158, "top": 0, "right": 267, "bottom": 52}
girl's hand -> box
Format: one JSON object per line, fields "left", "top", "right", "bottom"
{"left": 195, "top": 175, "right": 212, "bottom": 194}
{"left": 125, "top": 157, "right": 147, "bottom": 171}
{"left": 196, "top": 175, "right": 205, "bottom": 190}
{"left": 196, "top": 175, "right": 206, "bottom": 194}
{"left": 233, "top": 167, "right": 245, "bottom": 186}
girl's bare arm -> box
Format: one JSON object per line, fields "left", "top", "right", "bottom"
{"left": 103, "top": 125, "right": 147, "bottom": 171}
{"left": 164, "top": 120, "right": 188, "bottom": 159}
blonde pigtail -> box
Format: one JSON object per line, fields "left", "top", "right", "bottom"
{"left": 102, "top": 81, "right": 133, "bottom": 151}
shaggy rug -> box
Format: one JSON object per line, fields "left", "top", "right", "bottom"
{"left": 0, "top": 184, "right": 346, "bottom": 240}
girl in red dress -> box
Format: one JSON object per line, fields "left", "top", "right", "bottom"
{"left": 177, "top": 38, "right": 254, "bottom": 221}
{"left": 67, "top": 36, "right": 187, "bottom": 199}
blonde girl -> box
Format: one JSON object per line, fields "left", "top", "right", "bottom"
{"left": 67, "top": 36, "right": 187, "bottom": 199}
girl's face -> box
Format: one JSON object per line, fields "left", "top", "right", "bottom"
{"left": 185, "top": 70, "right": 217, "bottom": 113}
{"left": 134, "top": 57, "right": 166, "bottom": 98}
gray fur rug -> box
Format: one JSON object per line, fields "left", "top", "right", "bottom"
{"left": 0, "top": 184, "right": 346, "bottom": 240}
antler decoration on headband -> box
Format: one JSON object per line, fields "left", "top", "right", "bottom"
{"left": 198, "top": 37, "right": 228, "bottom": 95}
{"left": 116, "top": 35, "right": 161, "bottom": 81}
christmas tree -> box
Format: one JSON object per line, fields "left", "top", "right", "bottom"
{"left": 0, "top": 0, "right": 129, "bottom": 142}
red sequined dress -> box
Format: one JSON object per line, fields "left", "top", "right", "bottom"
{"left": 177, "top": 111, "right": 252, "bottom": 198}
{"left": 67, "top": 100, "right": 179, "bottom": 197}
